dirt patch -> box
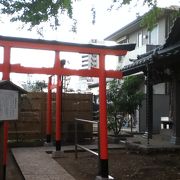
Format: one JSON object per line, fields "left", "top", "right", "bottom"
{"left": 55, "top": 149, "right": 180, "bottom": 180}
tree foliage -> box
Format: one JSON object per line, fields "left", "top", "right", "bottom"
{"left": 0, "top": 0, "right": 179, "bottom": 34}
{"left": 111, "top": 1, "right": 180, "bottom": 31}
{"left": 0, "top": 0, "right": 162, "bottom": 31}
{"left": 121, "top": 75, "right": 144, "bottom": 114}
{"left": 107, "top": 75, "right": 144, "bottom": 136}
{"left": 141, "top": 6, "right": 180, "bottom": 31}
{"left": 22, "top": 80, "right": 47, "bottom": 92}
{"left": 141, "top": 6, "right": 164, "bottom": 30}
{"left": 111, "top": 0, "right": 157, "bottom": 9}
{"left": 107, "top": 79, "right": 126, "bottom": 136}
{"left": 0, "top": 0, "right": 73, "bottom": 30}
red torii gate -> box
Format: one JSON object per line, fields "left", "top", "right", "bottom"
{"left": 0, "top": 35, "right": 135, "bottom": 179}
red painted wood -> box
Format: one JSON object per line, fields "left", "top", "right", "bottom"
{"left": 50, "top": 84, "right": 57, "bottom": 90}
{"left": 99, "top": 54, "right": 108, "bottom": 160}
{"left": 2, "top": 46, "right": 11, "bottom": 168}
{"left": 55, "top": 52, "right": 62, "bottom": 142}
{"left": 0, "top": 64, "right": 123, "bottom": 79}
{"left": 0, "top": 39, "right": 128, "bottom": 56}
{"left": 46, "top": 76, "right": 52, "bottom": 137}
{"left": 0, "top": 37, "right": 129, "bottom": 177}
{"left": 106, "top": 70, "right": 123, "bottom": 79}
{"left": 2, "top": 46, "right": 11, "bottom": 80}
{"left": 56, "top": 75, "right": 62, "bottom": 141}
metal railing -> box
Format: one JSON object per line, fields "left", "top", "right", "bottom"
{"left": 74, "top": 118, "right": 99, "bottom": 159}
{"left": 74, "top": 116, "right": 114, "bottom": 179}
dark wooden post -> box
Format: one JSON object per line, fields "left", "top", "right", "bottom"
{"left": 146, "top": 65, "right": 153, "bottom": 144}
{"left": 171, "top": 78, "right": 180, "bottom": 144}
{"left": 0, "top": 122, "right": 4, "bottom": 180}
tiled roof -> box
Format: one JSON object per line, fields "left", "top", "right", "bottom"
{"left": 0, "top": 80, "right": 27, "bottom": 94}
{"left": 163, "top": 17, "right": 180, "bottom": 48}
{"left": 121, "top": 17, "right": 180, "bottom": 76}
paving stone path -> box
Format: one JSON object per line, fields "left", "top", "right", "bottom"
{"left": 12, "top": 147, "right": 75, "bottom": 180}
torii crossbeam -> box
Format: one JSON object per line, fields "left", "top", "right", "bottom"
{"left": 0, "top": 35, "right": 135, "bottom": 179}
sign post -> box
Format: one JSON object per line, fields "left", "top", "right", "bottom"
{"left": 0, "top": 89, "right": 18, "bottom": 180}
{"left": 0, "top": 122, "right": 4, "bottom": 179}
{"left": 0, "top": 90, "right": 18, "bottom": 121}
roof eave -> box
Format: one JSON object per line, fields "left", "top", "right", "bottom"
{"left": 105, "top": 17, "right": 142, "bottom": 41}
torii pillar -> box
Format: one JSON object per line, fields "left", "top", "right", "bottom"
{"left": 0, "top": 46, "right": 11, "bottom": 180}
{"left": 46, "top": 76, "right": 52, "bottom": 143}
{"left": 99, "top": 54, "right": 109, "bottom": 178}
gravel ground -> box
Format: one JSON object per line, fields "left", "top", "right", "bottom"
{"left": 55, "top": 149, "right": 180, "bottom": 180}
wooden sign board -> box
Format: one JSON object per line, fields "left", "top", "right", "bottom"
{"left": 0, "top": 90, "right": 18, "bottom": 120}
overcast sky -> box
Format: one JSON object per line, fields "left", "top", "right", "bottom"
{"left": 0, "top": 0, "right": 179, "bottom": 90}
{"left": 0, "top": 0, "right": 179, "bottom": 42}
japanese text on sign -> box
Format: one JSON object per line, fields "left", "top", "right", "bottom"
{"left": 0, "top": 90, "right": 18, "bottom": 120}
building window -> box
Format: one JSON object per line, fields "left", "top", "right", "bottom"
{"left": 149, "top": 25, "right": 158, "bottom": 45}
{"left": 138, "top": 32, "right": 143, "bottom": 47}
{"left": 117, "top": 36, "right": 128, "bottom": 44}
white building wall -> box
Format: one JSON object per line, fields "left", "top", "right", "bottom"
{"left": 128, "top": 31, "right": 137, "bottom": 44}
{"left": 153, "top": 83, "right": 166, "bottom": 94}
{"left": 158, "top": 18, "right": 166, "bottom": 45}
{"left": 118, "top": 18, "right": 167, "bottom": 95}
{"left": 120, "top": 45, "right": 148, "bottom": 68}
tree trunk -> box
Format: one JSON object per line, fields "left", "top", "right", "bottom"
{"left": 130, "top": 116, "right": 133, "bottom": 133}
